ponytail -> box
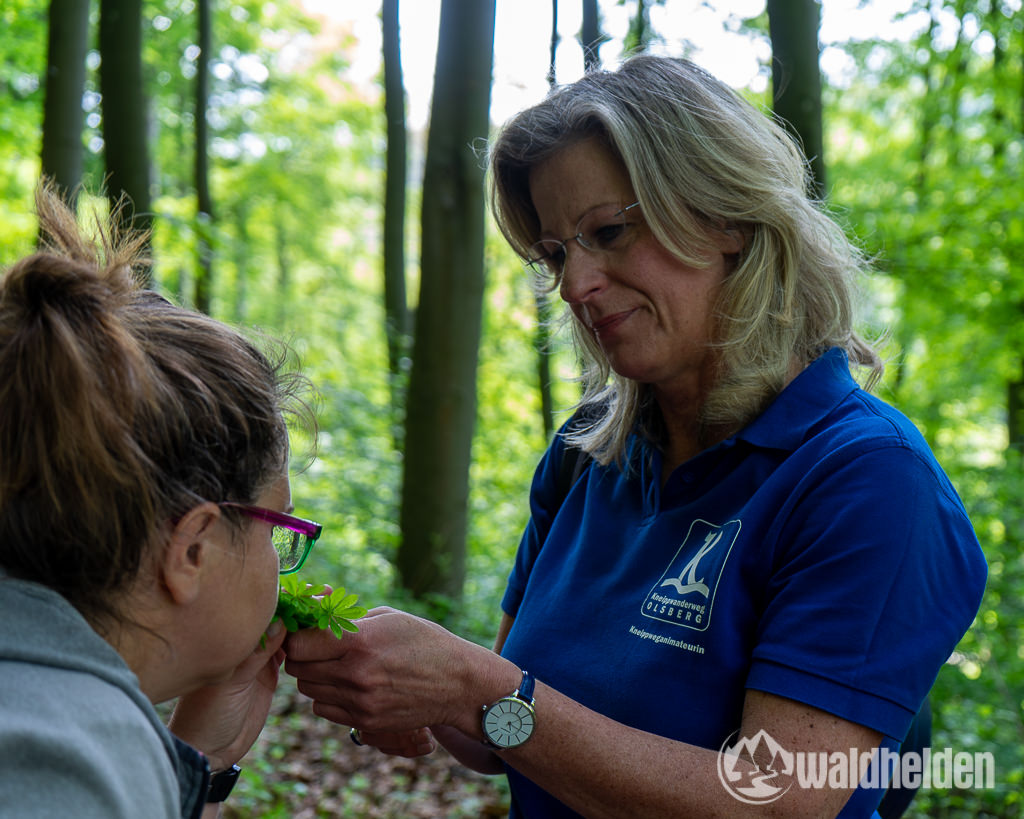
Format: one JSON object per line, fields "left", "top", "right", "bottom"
{"left": 0, "top": 182, "right": 312, "bottom": 626}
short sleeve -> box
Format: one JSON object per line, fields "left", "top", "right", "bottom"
{"left": 501, "top": 423, "right": 577, "bottom": 618}
{"left": 747, "top": 443, "right": 987, "bottom": 740}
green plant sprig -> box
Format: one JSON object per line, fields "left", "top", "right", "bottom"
{"left": 274, "top": 574, "right": 367, "bottom": 638}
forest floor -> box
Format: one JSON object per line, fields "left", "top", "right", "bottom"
{"left": 222, "top": 687, "right": 511, "bottom": 818}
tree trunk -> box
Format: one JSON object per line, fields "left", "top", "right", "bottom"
{"left": 397, "top": 0, "right": 496, "bottom": 600}
{"left": 530, "top": 0, "right": 562, "bottom": 442}
{"left": 915, "top": 10, "right": 941, "bottom": 193}
{"left": 546, "top": 0, "right": 558, "bottom": 87}
{"left": 581, "top": 0, "right": 602, "bottom": 72}
{"left": 533, "top": 293, "right": 555, "bottom": 441}
{"left": 231, "top": 199, "right": 251, "bottom": 323}
{"left": 1006, "top": 11, "right": 1024, "bottom": 461}
{"left": 41, "top": 0, "right": 89, "bottom": 206}
{"left": 275, "top": 220, "right": 290, "bottom": 327}
{"left": 766, "top": 0, "right": 826, "bottom": 199}
{"left": 624, "top": 0, "right": 650, "bottom": 55}
{"left": 943, "top": 0, "right": 970, "bottom": 170}
{"left": 987, "top": 0, "right": 1008, "bottom": 159}
{"left": 382, "top": 0, "right": 410, "bottom": 425}
{"left": 99, "top": 0, "right": 153, "bottom": 263}
{"left": 194, "top": 0, "right": 214, "bottom": 314}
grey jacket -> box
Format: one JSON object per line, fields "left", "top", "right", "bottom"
{"left": 0, "top": 573, "right": 207, "bottom": 818}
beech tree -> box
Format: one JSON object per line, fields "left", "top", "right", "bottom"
{"left": 193, "top": 0, "right": 213, "bottom": 313}
{"left": 40, "top": 0, "right": 89, "bottom": 204}
{"left": 397, "top": 0, "right": 496, "bottom": 599}
{"left": 766, "top": 0, "right": 826, "bottom": 198}
{"left": 99, "top": 0, "right": 152, "bottom": 256}
{"left": 581, "top": 0, "right": 603, "bottom": 72}
{"left": 382, "top": 0, "right": 410, "bottom": 418}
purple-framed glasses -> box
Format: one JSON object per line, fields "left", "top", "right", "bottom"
{"left": 221, "top": 503, "right": 322, "bottom": 574}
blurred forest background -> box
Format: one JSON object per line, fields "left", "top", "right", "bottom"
{"left": 2, "top": 0, "right": 1022, "bottom": 816}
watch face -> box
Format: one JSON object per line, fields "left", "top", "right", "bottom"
{"left": 483, "top": 697, "right": 535, "bottom": 748}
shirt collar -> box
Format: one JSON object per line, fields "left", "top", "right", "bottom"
{"left": 627, "top": 347, "right": 861, "bottom": 474}
{"left": 734, "top": 347, "right": 859, "bottom": 451}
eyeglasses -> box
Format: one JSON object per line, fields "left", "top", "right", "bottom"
{"left": 526, "top": 201, "right": 642, "bottom": 280}
{"left": 220, "top": 503, "right": 322, "bottom": 574}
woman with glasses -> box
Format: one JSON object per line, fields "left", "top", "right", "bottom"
{"left": 286, "top": 56, "right": 986, "bottom": 818}
{"left": 0, "top": 183, "right": 321, "bottom": 818}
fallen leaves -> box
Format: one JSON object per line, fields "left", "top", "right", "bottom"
{"left": 224, "top": 687, "right": 510, "bottom": 818}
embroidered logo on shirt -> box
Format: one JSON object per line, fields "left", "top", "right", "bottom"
{"left": 641, "top": 518, "right": 740, "bottom": 631}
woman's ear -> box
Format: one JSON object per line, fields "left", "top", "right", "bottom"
{"left": 160, "top": 503, "right": 222, "bottom": 606}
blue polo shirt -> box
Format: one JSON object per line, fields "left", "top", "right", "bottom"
{"left": 499, "top": 348, "right": 987, "bottom": 818}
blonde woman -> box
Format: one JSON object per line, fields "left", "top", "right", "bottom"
{"left": 286, "top": 57, "right": 986, "bottom": 819}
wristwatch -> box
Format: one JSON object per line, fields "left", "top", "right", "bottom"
{"left": 481, "top": 670, "right": 536, "bottom": 749}
{"left": 206, "top": 764, "right": 241, "bottom": 803}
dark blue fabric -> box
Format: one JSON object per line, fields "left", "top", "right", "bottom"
{"left": 500, "top": 349, "right": 987, "bottom": 818}
{"left": 171, "top": 736, "right": 210, "bottom": 819}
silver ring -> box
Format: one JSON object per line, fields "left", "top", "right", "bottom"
{"left": 349, "top": 727, "right": 363, "bottom": 746}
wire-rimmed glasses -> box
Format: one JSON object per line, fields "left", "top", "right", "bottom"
{"left": 526, "top": 201, "right": 642, "bottom": 281}
{"left": 221, "top": 503, "right": 322, "bottom": 574}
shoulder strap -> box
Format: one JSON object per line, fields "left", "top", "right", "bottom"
{"left": 555, "top": 442, "right": 589, "bottom": 505}
{"left": 554, "top": 405, "right": 599, "bottom": 506}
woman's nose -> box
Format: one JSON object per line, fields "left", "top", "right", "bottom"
{"left": 558, "top": 245, "right": 606, "bottom": 304}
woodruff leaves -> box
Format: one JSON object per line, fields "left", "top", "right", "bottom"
{"left": 275, "top": 574, "right": 367, "bottom": 638}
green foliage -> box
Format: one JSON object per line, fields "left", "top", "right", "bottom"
{"left": 0, "top": 0, "right": 49, "bottom": 252}
{"left": 824, "top": 4, "right": 1024, "bottom": 814}
{"left": 900, "top": 459, "right": 1024, "bottom": 817}
{"left": 275, "top": 574, "right": 367, "bottom": 638}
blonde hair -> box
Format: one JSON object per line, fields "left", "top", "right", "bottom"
{"left": 0, "top": 182, "right": 314, "bottom": 625}
{"left": 489, "top": 55, "right": 882, "bottom": 465}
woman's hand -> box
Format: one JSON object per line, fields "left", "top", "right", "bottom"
{"left": 169, "top": 620, "right": 288, "bottom": 771}
{"left": 350, "top": 726, "right": 438, "bottom": 758}
{"left": 283, "top": 607, "right": 518, "bottom": 741}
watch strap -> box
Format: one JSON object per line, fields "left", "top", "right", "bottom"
{"left": 514, "top": 669, "right": 535, "bottom": 703}
{"left": 206, "top": 764, "right": 241, "bottom": 803}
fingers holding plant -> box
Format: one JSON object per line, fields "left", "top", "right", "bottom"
{"left": 282, "top": 607, "right": 504, "bottom": 739}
